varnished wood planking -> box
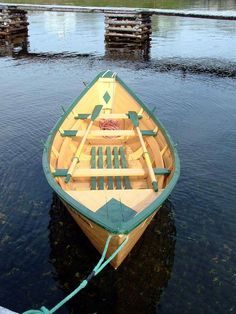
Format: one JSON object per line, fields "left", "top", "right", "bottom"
{"left": 46, "top": 73, "right": 177, "bottom": 267}
{"left": 66, "top": 202, "right": 159, "bottom": 269}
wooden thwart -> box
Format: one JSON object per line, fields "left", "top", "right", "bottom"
{"left": 61, "top": 129, "right": 157, "bottom": 137}
{"left": 74, "top": 113, "right": 142, "bottom": 120}
{"left": 54, "top": 167, "right": 170, "bottom": 178}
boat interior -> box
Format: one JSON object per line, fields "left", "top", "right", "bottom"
{"left": 49, "top": 73, "right": 175, "bottom": 218}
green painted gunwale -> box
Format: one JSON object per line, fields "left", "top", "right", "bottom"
{"left": 42, "top": 70, "right": 180, "bottom": 234}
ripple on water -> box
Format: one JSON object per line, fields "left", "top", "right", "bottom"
{"left": 0, "top": 8, "right": 236, "bottom": 314}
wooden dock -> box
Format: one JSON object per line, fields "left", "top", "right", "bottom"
{"left": 0, "top": 3, "right": 236, "bottom": 20}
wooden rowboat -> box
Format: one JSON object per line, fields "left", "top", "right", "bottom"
{"left": 42, "top": 70, "right": 180, "bottom": 269}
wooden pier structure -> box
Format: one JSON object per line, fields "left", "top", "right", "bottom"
{"left": 105, "top": 11, "right": 152, "bottom": 59}
{"left": 0, "top": 3, "right": 235, "bottom": 58}
{"left": 0, "top": 7, "right": 28, "bottom": 56}
{"left": 0, "top": 7, "right": 28, "bottom": 36}
{"left": 0, "top": 4, "right": 236, "bottom": 20}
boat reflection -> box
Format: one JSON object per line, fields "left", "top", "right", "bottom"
{"left": 48, "top": 193, "right": 176, "bottom": 313}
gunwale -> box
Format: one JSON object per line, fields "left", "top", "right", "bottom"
{"left": 42, "top": 70, "right": 180, "bottom": 234}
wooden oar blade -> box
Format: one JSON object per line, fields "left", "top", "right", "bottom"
{"left": 128, "top": 111, "right": 139, "bottom": 127}
{"left": 91, "top": 105, "right": 103, "bottom": 121}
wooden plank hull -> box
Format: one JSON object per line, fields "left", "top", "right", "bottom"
{"left": 43, "top": 70, "right": 180, "bottom": 268}
{"left": 63, "top": 199, "right": 159, "bottom": 269}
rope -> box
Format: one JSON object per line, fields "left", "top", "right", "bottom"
{"left": 22, "top": 235, "right": 129, "bottom": 314}
{"left": 99, "top": 119, "right": 120, "bottom": 131}
{"left": 99, "top": 119, "right": 120, "bottom": 138}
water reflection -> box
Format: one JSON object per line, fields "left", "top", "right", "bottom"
{"left": 48, "top": 194, "right": 176, "bottom": 313}
{"left": 105, "top": 41, "right": 151, "bottom": 61}
{"left": 0, "top": 32, "right": 29, "bottom": 57}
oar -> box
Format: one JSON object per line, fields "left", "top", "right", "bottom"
{"left": 65, "top": 105, "right": 103, "bottom": 183}
{"left": 128, "top": 111, "right": 158, "bottom": 192}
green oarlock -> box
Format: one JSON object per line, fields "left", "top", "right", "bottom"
{"left": 141, "top": 130, "right": 158, "bottom": 136}
{"left": 152, "top": 181, "right": 158, "bottom": 192}
{"left": 65, "top": 173, "right": 71, "bottom": 183}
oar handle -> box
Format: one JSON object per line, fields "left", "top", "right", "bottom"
{"left": 65, "top": 157, "right": 79, "bottom": 183}
{"left": 136, "top": 126, "right": 158, "bottom": 192}
{"left": 65, "top": 105, "right": 103, "bottom": 183}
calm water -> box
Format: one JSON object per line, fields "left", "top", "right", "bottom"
{"left": 0, "top": 3, "right": 236, "bottom": 314}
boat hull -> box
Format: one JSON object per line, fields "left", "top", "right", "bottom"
{"left": 62, "top": 199, "right": 159, "bottom": 269}
{"left": 43, "top": 70, "right": 180, "bottom": 268}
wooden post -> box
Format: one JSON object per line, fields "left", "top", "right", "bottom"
{"left": 0, "top": 32, "right": 28, "bottom": 56}
{"left": 104, "top": 10, "right": 152, "bottom": 59}
{"left": 0, "top": 8, "right": 28, "bottom": 37}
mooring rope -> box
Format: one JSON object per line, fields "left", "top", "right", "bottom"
{"left": 22, "top": 235, "right": 129, "bottom": 314}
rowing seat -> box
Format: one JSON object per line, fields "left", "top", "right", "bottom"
{"left": 61, "top": 129, "right": 157, "bottom": 137}
{"left": 74, "top": 113, "right": 143, "bottom": 120}
{"left": 90, "top": 146, "right": 132, "bottom": 190}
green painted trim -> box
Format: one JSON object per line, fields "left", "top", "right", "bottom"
{"left": 101, "top": 70, "right": 114, "bottom": 78}
{"left": 103, "top": 91, "right": 111, "bottom": 104}
{"left": 91, "top": 147, "right": 96, "bottom": 190}
{"left": 61, "top": 130, "right": 77, "bottom": 137}
{"left": 42, "top": 70, "right": 180, "bottom": 234}
{"left": 96, "top": 198, "right": 136, "bottom": 224}
{"left": 98, "top": 146, "right": 104, "bottom": 190}
{"left": 141, "top": 130, "right": 157, "bottom": 136}
{"left": 53, "top": 167, "right": 170, "bottom": 178}
{"left": 74, "top": 113, "right": 90, "bottom": 120}
{"left": 113, "top": 147, "right": 121, "bottom": 189}
{"left": 154, "top": 168, "right": 170, "bottom": 175}
{"left": 62, "top": 129, "right": 154, "bottom": 138}
{"left": 53, "top": 169, "right": 68, "bottom": 177}
{"left": 106, "top": 147, "right": 113, "bottom": 190}
{"left": 119, "top": 147, "right": 132, "bottom": 190}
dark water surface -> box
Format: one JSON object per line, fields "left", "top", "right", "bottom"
{"left": 0, "top": 5, "right": 236, "bottom": 314}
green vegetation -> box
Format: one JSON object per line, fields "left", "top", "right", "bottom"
{"left": 0, "top": 0, "right": 197, "bottom": 9}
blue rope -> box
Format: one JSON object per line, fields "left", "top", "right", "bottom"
{"left": 22, "top": 235, "right": 128, "bottom": 314}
